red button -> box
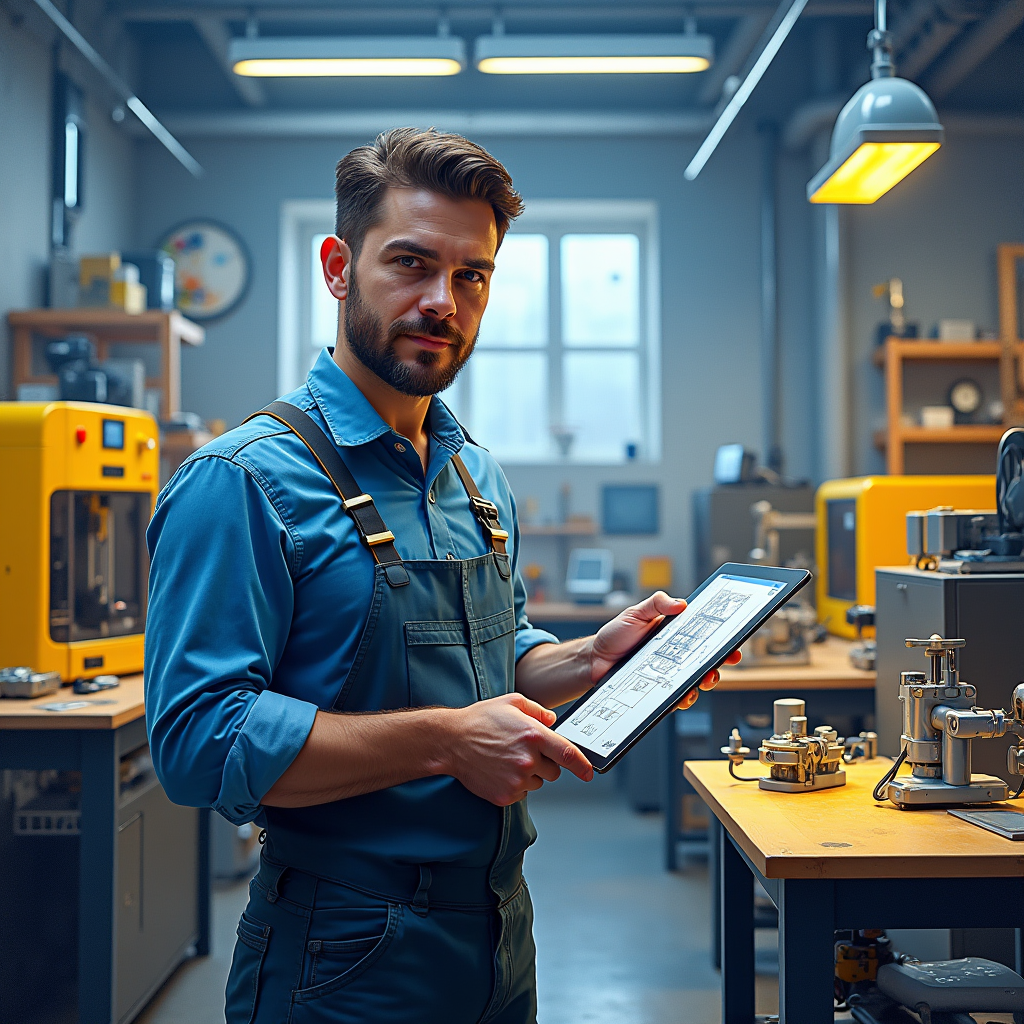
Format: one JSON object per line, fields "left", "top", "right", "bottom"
{"left": 75, "top": 427, "right": 87, "bottom": 444}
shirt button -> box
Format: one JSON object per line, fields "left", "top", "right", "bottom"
{"left": 394, "top": 442, "right": 406, "bottom": 453}
{"left": 428, "top": 490, "right": 436, "bottom": 504}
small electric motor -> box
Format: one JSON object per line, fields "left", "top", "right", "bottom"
{"left": 758, "top": 698, "right": 846, "bottom": 792}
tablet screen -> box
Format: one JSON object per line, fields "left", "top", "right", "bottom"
{"left": 556, "top": 573, "right": 786, "bottom": 755}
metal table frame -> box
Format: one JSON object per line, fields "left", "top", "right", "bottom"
{"left": 0, "top": 717, "right": 210, "bottom": 1023}
{"left": 715, "top": 817, "right": 1024, "bottom": 1023}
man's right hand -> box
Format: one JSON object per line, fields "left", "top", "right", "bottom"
{"left": 443, "top": 693, "right": 594, "bottom": 806}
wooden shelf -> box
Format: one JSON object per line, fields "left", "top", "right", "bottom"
{"left": 875, "top": 336, "right": 1017, "bottom": 473}
{"left": 7, "top": 308, "right": 204, "bottom": 419}
{"left": 871, "top": 340, "right": 1008, "bottom": 366}
{"left": 873, "top": 424, "right": 1007, "bottom": 450}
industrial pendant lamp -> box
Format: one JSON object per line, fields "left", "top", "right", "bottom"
{"left": 807, "top": 0, "right": 943, "bottom": 204}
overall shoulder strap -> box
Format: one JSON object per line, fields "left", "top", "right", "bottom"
{"left": 245, "top": 401, "right": 409, "bottom": 587}
{"left": 450, "top": 453, "right": 509, "bottom": 557}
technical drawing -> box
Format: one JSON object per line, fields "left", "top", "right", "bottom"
{"left": 561, "top": 576, "right": 778, "bottom": 752}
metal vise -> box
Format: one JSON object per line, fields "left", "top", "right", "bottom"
{"left": 885, "top": 634, "right": 1024, "bottom": 808}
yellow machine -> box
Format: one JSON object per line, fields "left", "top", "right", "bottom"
{"left": 0, "top": 402, "right": 158, "bottom": 680}
{"left": 815, "top": 475, "right": 994, "bottom": 638}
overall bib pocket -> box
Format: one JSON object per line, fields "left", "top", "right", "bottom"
{"left": 225, "top": 912, "right": 271, "bottom": 1024}
{"left": 291, "top": 902, "right": 401, "bottom": 1005}
{"left": 469, "top": 607, "right": 516, "bottom": 699}
{"left": 405, "top": 620, "right": 478, "bottom": 706}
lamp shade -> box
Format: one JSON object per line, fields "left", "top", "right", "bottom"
{"left": 229, "top": 36, "right": 466, "bottom": 77}
{"left": 807, "top": 76, "right": 943, "bottom": 204}
{"left": 474, "top": 34, "right": 713, "bottom": 74}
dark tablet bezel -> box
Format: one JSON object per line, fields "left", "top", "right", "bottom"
{"left": 554, "top": 563, "right": 811, "bottom": 773}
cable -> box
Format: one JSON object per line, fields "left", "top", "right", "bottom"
{"left": 728, "top": 760, "right": 763, "bottom": 783}
{"left": 872, "top": 747, "right": 908, "bottom": 802}
{"left": 1012, "top": 775, "right": 1024, "bottom": 800}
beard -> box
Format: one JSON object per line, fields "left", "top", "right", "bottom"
{"left": 343, "top": 275, "right": 475, "bottom": 397}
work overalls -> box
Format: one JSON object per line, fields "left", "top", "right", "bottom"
{"left": 224, "top": 402, "right": 538, "bottom": 1024}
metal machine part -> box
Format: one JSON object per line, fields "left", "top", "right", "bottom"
{"left": 749, "top": 499, "right": 817, "bottom": 569}
{"left": 844, "top": 731, "right": 878, "bottom": 763}
{"left": 876, "top": 958, "right": 1024, "bottom": 1017}
{"left": 882, "top": 634, "right": 1024, "bottom": 808}
{"left": 738, "top": 600, "right": 820, "bottom": 667}
{"left": 721, "top": 698, "right": 847, "bottom": 792}
{"left": 0, "top": 667, "right": 61, "bottom": 699}
{"left": 905, "top": 428, "right": 1024, "bottom": 574}
{"left": 847, "top": 604, "right": 877, "bottom": 671}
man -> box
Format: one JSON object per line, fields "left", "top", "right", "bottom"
{"left": 145, "top": 127, "right": 736, "bottom": 1024}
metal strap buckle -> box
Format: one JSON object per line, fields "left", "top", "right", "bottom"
{"left": 363, "top": 530, "right": 396, "bottom": 547}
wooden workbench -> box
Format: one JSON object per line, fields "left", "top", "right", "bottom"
{"left": 666, "top": 636, "right": 876, "bottom": 868}
{"left": 0, "top": 673, "right": 145, "bottom": 730}
{"left": 0, "top": 676, "right": 208, "bottom": 1024}
{"left": 685, "top": 758, "right": 1024, "bottom": 1024}
{"left": 717, "top": 634, "right": 875, "bottom": 691}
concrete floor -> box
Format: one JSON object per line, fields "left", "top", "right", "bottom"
{"left": 137, "top": 770, "right": 778, "bottom": 1023}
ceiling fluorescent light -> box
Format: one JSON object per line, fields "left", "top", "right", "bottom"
{"left": 230, "top": 36, "right": 466, "bottom": 77}
{"left": 475, "top": 34, "right": 713, "bottom": 75}
{"left": 807, "top": 0, "right": 943, "bottom": 204}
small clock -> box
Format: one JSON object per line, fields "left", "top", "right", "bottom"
{"left": 948, "top": 378, "right": 983, "bottom": 421}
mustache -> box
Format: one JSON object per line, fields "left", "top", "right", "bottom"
{"left": 386, "top": 317, "right": 467, "bottom": 349}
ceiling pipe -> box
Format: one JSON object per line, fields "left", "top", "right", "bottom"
{"left": 925, "top": 0, "right": 1024, "bottom": 100}
{"left": 696, "top": 11, "right": 774, "bottom": 105}
{"left": 684, "top": 0, "right": 811, "bottom": 180}
{"left": 30, "top": 0, "right": 203, "bottom": 176}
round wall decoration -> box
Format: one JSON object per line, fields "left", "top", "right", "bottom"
{"left": 158, "top": 220, "right": 251, "bottom": 321}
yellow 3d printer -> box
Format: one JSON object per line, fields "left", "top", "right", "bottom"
{"left": 815, "top": 475, "right": 994, "bottom": 638}
{"left": 0, "top": 402, "right": 158, "bottom": 680}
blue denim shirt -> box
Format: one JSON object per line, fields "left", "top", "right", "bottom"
{"left": 144, "top": 349, "right": 557, "bottom": 825}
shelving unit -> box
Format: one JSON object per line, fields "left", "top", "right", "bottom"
{"left": 7, "top": 308, "right": 204, "bottom": 420}
{"left": 520, "top": 517, "right": 598, "bottom": 602}
{"left": 998, "top": 243, "right": 1024, "bottom": 424}
{"left": 873, "top": 338, "right": 1020, "bottom": 473}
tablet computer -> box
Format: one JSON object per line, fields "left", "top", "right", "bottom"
{"left": 554, "top": 563, "right": 811, "bottom": 772}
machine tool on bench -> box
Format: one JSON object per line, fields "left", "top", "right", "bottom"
{"left": 874, "top": 634, "right": 1024, "bottom": 808}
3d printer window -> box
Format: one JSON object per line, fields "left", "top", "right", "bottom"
{"left": 826, "top": 498, "right": 857, "bottom": 601}
{"left": 49, "top": 491, "right": 151, "bottom": 643}
{"left": 101, "top": 419, "right": 124, "bottom": 449}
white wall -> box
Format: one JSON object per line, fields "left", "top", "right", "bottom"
{"left": 132, "top": 126, "right": 819, "bottom": 592}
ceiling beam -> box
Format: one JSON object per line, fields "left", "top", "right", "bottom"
{"left": 115, "top": 2, "right": 872, "bottom": 23}
{"left": 192, "top": 16, "right": 266, "bottom": 106}
{"left": 127, "top": 108, "right": 717, "bottom": 138}
{"left": 925, "top": 0, "right": 1024, "bottom": 99}
{"left": 697, "top": 10, "right": 774, "bottom": 104}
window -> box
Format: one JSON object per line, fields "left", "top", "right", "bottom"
{"left": 449, "top": 202, "right": 659, "bottom": 464}
{"left": 279, "top": 199, "right": 660, "bottom": 464}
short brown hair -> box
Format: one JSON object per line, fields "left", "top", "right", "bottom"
{"left": 334, "top": 127, "right": 523, "bottom": 257}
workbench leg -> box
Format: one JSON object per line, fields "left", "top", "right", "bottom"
{"left": 79, "top": 731, "right": 118, "bottom": 1024}
{"left": 197, "top": 808, "right": 212, "bottom": 956}
{"left": 721, "top": 833, "right": 755, "bottom": 1024}
{"left": 711, "top": 818, "right": 722, "bottom": 970}
{"left": 777, "top": 878, "right": 834, "bottom": 1024}
{"left": 665, "top": 712, "right": 678, "bottom": 871}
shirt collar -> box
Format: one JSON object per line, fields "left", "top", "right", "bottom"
{"left": 306, "top": 348, "right": 466, "bottom": 453}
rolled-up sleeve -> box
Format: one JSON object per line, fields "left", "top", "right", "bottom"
{"left": 145, "top": 456, "right": 318, "bottom": 824}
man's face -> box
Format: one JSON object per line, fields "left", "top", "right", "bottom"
{"left": 327, "top": 188, "right": 498, "bottom": 396}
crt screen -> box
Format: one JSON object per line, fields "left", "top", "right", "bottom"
{"left": 827, "top": 498, "right": 857, "bottom": 602}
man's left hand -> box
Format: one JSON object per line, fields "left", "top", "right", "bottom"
{"left": 589, "top": 591, "right": 742, "bottom": 709}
